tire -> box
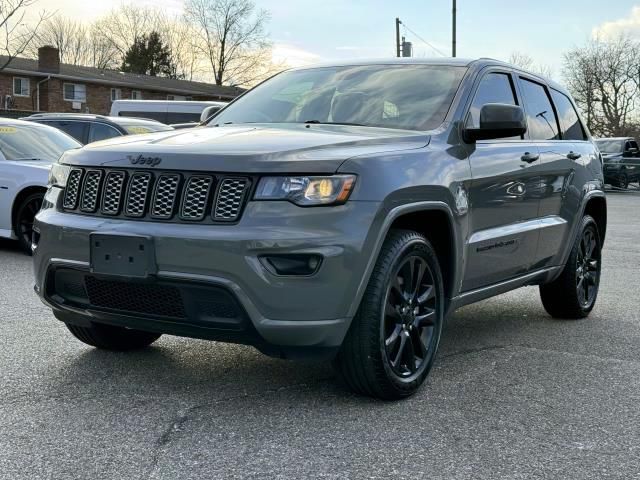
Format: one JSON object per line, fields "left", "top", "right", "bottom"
{"left": 333, "top": 229, "right": 445, "bottom": 400}
{"left": 617, "top": 171, "right": 629, "bottom": 189}
{"left": 65, "top": 322, "right": 162, "bottom": 351}
{"left": 539, "top": 215, "right": 602, "bottom": 319}
{"left": 13, "top": 192, "right": 43, "bottom": 254}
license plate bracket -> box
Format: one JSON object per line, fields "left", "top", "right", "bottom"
{"left": 90, "top": 233, "right": 156, "bottom": 278}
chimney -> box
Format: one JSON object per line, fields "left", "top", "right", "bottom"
{"left": 38, "top": 45, "right": 60, "bottom": 73}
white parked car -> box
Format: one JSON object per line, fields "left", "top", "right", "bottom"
{"left": 110, "top": 100, "right": 228, "bottom": 124}
{"left": 0, "top": 118, "right": 81, "bottom": 251}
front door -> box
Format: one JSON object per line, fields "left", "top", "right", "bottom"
{"left": 462, "top": 69, "right": 544, "bottom": 291}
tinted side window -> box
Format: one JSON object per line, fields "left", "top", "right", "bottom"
{"left": 550, "top": 90, "right": 586, "bottom": 141}
{"left": 119, "top": 111, "right": 168, "bottom": 124}
{"left": 519, "top": 78, "right": 559, "bottom": 141}
{"left": 42, "top": 121, "right": 87, "bottom": 144}
{"left": 88, "top": 123, "right": 121, "bottom": 143}
{"left": 166, "top": 112, "right": 200, "bottom": 124}
{"left": 467, "top": 72, "right": 517, "bottom": 128}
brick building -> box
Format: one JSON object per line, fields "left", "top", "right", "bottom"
{"left": 0, "top": 46, "right": 243, "bottom": 115}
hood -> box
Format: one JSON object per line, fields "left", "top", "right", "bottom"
{"left": 61, "top": 123, "right": 429, "bottom": 173}
{"left": 13, "top": 159, "right": 54, "bottom": 170}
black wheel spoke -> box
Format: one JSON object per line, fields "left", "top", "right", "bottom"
{"left": 411, "top": 258, "right": 425, "bottom": 301}
{"left": 403, "top": 333, "right": 417, "bottom": 373}
{"left": 385, "top": 324, "right": 402, "bottom": 348}
{"left": 385, "top": 301, "right": 400, "bottom": 320}
{"left": 417, "top": 285, "right": 435, "bottom": 305}
{"left": 390, "top": 331, "right": 408, "bottom": 368}
{"left": 414, "top": 308, "right": 435, "bottom": 327}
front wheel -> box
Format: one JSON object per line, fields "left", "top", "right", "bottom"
{"left": 14, "top": 192, "right": 43, "bottom": 253}
{"left": 539, "top": 215, "right": 602, "bottom": 319}
{"left": 333, "top": 230, "right": 445, "bottom": 400}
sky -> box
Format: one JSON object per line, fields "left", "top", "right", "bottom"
{"left": 29, "top": 0, "right": 640, "bottom": 79}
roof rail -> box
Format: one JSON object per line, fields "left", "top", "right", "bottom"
{"left": 24, "top": 112, "right": 109, "bottom": 120}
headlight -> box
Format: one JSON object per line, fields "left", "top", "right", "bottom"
{"left": 254, "top": 175, "right": 356, "bottom": 206}
{"left": 48, "top": 162, "right": 71, "bottom": 188}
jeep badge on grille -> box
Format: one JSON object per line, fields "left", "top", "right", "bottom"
{"left": 127, "top": 154, "right": 162, "bottom": 167}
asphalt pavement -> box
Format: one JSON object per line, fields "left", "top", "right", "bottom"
{"left": 1, "top": 193, "right": 639, "bottom": 479}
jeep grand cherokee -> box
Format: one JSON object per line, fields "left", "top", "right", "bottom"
{"left": 33, "top": 59, "right": 606, "bottom": 399}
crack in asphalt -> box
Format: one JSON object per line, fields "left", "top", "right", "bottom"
{"left": 142, "top": 379, "right": 335, "bottom": 480}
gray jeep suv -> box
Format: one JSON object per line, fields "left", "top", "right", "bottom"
{"left": 33, "top": 59, "right": 606, "bottom": 399}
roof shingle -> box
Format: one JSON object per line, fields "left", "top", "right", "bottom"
{"left": 0, "top": 55, "right": 244, "bottom": 99}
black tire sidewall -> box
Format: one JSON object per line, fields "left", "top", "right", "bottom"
{"left": 14, "top": 192, "right": 43, "bottom": 253}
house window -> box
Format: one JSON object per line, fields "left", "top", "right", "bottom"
{"left": 131, "top": 90, "right": 143, "bottom": 100}
{"left": 63, "top": 83, "right": 87, "bottom": 102}
{"left": 13, "top": 77, "right": 30, "bottom": 97}
{"left": 167, "top": 94, "right": 192, "bottom": 101}
{"left": 111, "top": 88, "right": 121, "bottom": 101}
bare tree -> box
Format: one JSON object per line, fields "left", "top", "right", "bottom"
{"left": 563, "top": 36, "right": 640, "bottom": 136}
{"left": 26, "top": 16, "right": 91, "bottom": 65}
{"left": 0, "top": 0, "right": 49, "bottom": 71}
{"left": 508, "top": 51, "right": 554, "bottom": 78}
{"left": 184, "top": 0, "right": 276, "bottom": 86}
{"left": 158, "top": 16, "right": 206, "bottom": 81}
{"left": 92, "top": 5, "right": 163, "bottom": 61}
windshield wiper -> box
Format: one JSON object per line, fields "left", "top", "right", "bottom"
{"left": 303, "top": 120, "right": 365, "bottom": 126}
{"left": 12, "top": 157, "right": 44, "bottom": 161}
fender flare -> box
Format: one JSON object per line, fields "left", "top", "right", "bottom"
{"left": 347, "top": 200, "right": 461, "bottom": 318}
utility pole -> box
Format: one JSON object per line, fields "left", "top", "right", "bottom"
{"left": 452, "top": 0, "right": 457, "bottom": 57}
{"left": 396, "top": 17, "right": 401, "bottom": 58}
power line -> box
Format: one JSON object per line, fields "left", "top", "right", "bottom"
{"left": 401, "top": 22, "right": 447, "bottom": 57}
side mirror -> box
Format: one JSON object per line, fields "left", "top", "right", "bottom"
{"left": 464, "top": 103, "right": 527, "bottom": 142}
{"left": 623, "top": 147, "right": 638, "bottom": 157}
{"left": 200, "top": 105, "right": 221, "bottom": 123}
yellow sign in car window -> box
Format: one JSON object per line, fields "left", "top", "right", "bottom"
{"left": 127, "top": 126, "right": 152, "bottom": 135}
{"left": 0, "top": 126, "right": 17, "bottom": 134}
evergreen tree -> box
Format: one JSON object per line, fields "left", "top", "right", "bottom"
{"left": 121, "top": 31, "right": 177, "bottom": 77}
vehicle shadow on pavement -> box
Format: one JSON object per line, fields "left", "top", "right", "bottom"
{"left": 39, "top": 290, "right": 565, "bottom": 405}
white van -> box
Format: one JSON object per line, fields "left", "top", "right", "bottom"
{"left": 110, "top": 100, "right": 228, "bottom": 125}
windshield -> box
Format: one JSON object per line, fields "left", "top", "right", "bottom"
{"left": 595, "top": 139, "right": 624, "bottom": 154}
{"left": 211, "top": 64, "right": 467, "bottom": 131}
{"left": 0, "top": 124, "right": 80, "bottom": 161}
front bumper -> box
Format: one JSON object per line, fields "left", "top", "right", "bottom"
{"left": 33, "top": 188, "right": 382, "bottom": 357}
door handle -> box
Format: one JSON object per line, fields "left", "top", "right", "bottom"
{"left": 520, "top": 152, "right": 540, "bottom": 163}
{"left": 567, "top": 151, "right": 581, "bottom": 160}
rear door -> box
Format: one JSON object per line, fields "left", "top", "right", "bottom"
{"left": 463, "top": 69, "right": 544, "bottom": 291}
{"left": 529, "top": 86, "right": 593, "bottom": 268}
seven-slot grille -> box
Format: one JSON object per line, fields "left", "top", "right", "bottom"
{"left": 62, "top": 168, "right": 250, "bottom": 223}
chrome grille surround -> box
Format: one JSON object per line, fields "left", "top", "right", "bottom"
{"left": 125, "top": 172, "right": 152, "bottom": 217}
{"left": 80, "top": 170, "right": 103, "bottom": 213}
{"left": 63, "top": 169, "right": 83, "bottom": 210}
{"left": 213, "top": 178, "right": 249, "bottom": 221}
{"left": 101, "top": 171, "right": 126, "bottom": 215}
{"left": 151, "top": 174, "right": 180, "bottom": 219}
{"left": 180, "top": 175, "right": 213, "bottom": 220}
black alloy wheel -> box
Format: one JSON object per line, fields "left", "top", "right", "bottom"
{"left": 575, "top": 225, "right": 601, "bottom": 310}
{"left": 383, "top": 255, "right": 438, "bottom": 378}
{"left": 14, "top": 193, "right": 43, "bottom": 253}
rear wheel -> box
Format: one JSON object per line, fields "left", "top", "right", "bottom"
{"left": 617, "top": 171, "right": 629, "bottom": 189}
{"left": 65, "top": 322, "right": 162, "bottom": 351}
{"left": 539, "top": 215, "right": 602, "bottom": 319}
{"left": 334, "top": 230, "right": 444, "bottom": 400}
{"left": 14, "top": 192, "right": 43, "bottom": 253}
